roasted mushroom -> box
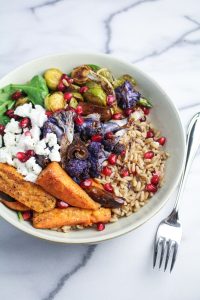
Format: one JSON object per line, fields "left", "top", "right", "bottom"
{"left": 66, "top": 134, "right": 89, "bottom": 160}
{"left": 44, "top": 68, "right": 62, "bottom": 90}
{"left": 86, "top": 186, "right": 125, "bottom": 208}
{"left": 71, "top": 65, "right": 91, "bottom": 84}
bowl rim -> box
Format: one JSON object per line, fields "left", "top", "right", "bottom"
{"left": 0, "top": 52, "right": 186, "bottom": 244}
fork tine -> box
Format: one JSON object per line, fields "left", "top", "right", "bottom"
{"left": 164, "top": 239, "right": 173, "bottom": 271}
{"left": 153, "top": 237, "right": 161, "bottom": 268}
{"left": 170, "top": 243, "right": 178, "bottom": 272}
{"left": 159, "top": 239, "right": 166, "bottom": 268}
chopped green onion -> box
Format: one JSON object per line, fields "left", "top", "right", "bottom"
{"left": 17, "top": 211, "right": 23, "bottom": 221}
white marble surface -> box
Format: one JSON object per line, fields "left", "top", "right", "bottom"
{"left": 0, "top": 0, "right": 200, "bottom": 299}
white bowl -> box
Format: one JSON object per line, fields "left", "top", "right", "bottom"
{"left": 0, "top": 53, "right": 185, "bottom": 244}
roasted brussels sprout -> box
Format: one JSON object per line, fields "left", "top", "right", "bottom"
{"left": 97, "top": 68, "right": 114, "bottom": 84}
{"left": 15, "top": 97, "right": 29, "bottom": 107}
{"left": 84, "top": 82, "right": 107, "bottom": 106}
{"left": 113, "top": 74, "right": 136, "bottom": 88}
{"left": 138, "top": 97, "right": 153, "bottom": 108}
{"left": 69, "top": 97, "right": 78, "bottom": 109}
{"left": 44, "top": 92, "right": 66, "bottom": 112}
{"left": 44, "top": 68, "right": 62, "bottom": 90}
{"left": 71, "top": 65, "right": 91, "bottom": 84}
{"left": 88, "top": 71, "right": 115, "bottom": 97}
{"left": 72, "top": 92, "right": 84, "bottom": 101}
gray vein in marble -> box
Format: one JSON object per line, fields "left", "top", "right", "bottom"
{"left": 132, "top": 16, "right": 200, "bottom": 63}
{"left": 30, "top": 0, "right": 63, "bottom": 14}
{"left": 43, "top": 245, "right": 96, "bottom": 300}
{"left": 104, "top": 0, "right": 158, "bottom": 54}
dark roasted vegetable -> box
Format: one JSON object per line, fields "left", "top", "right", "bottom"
{"left": 35, "top": 155, "right": 50, "bottom": 169}
{"left": 113, "top": 143, "right": 126, "bottom": 155}
{"left": 75, "top": 113, "right": 101, "bottom": 140}
{"left": 115, "top": 80, "right": 140, "bottom": 109}
{"left": 86, "top": 186, "right": 125, "bottom": 208}
{"left": 71, "top": 65, "right": 91, "bottom": 84}
{"left": 66, "top": 134, "right": 89, "bottom": 160}
{"left": 78, "top": 102, "right": 112, "bottom": 121}
{"left": 65, "top": 159, "right": 90, "bottom": 180}
{"left": 0, "top": 191, "right": 16, "bottom": 202}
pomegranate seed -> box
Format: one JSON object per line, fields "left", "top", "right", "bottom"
{"left": 11, "top": 90, "right": 23, "bottom": 100}
{"left": 146, "top": 130, "right": 154, "bottom": 138}
{"left": 24, "top": 130, "right": 32, "bottom": 137}
{"left": 144, "top": 151, "right": 154, "bottom": 159}
{"left": 157, "top": 137, "right": 166, "bottom": 146}
{"left": 22, "top": 211, "right": 32, "bottom": 221}
{"left": 120, "top": 149, "right": 126, "bottom": 156}
{"left": 97, "top": 223, "right": 105, "bottom": 231}
{"left": 105, "top": 132, "right": 114, "bottom": 139}
{"left": 146, "top": 183, "right": 157, "bottom": 193}
{"left": 112, "top": 113, "right": 122, "bottom": 120}
{"left": 25, "top": 150, "right": 35, "bottom": 158}
{"left": 64, "top": 92, "right": 73, "bottom": 102}
{"left": 5, "top": 109, "right": 14, "bottom": 118}
{"left": 151, "top": 174, "right": 160, "bottom": 185}
{"left": 57, "top": 200, "right": 69, "bottom": 208}
{"left": 108, "top": 154, "right": 117, "bottom": 165}
{"left": 124, "top": 108, "right": 133, "bottom": 116}
{"left": 107, "top": 95, "right": 115, "bottom": 106}
{"left": 102, "top": 166, "right": 112, "bottom": 176}
{"left": 57, "top": 81, "right": 65, "bottom": 91}
{"left": 103, "top": 183, "right": 113, "bottom": 193}
{"left": 68, "top": 107, "right": 76, "bottom": 113}
{"left": 45, "top": 111, "right": 53, "bottom": 117}
{"left": 80, "top": 179, "right": 92, "bottom": 189}
{"left": 75, "top": 105, "right": 83, "bottom": 115}
{"left": 121, "top": 169, "right": 129, "bottom": 177}
{"left": 61, "top": 74, "right": 69, "bottom": 81}
{"left": 91, "top": 134, "right": 102, "bottom": 142}
{"left": 79, "top": 86, "right": 88, "bottom": 93}
{"left": 140, "top": 116, "right": 146, "bottom": 122}
{"left": 67, "top": 78, "right": 74, "bottom": 84}
{"left": 142, "top": 107, "right": 150, "bottom": 115}
{"left": 74, "top": 116, "right": 84, "bottom": 126}
{"left": 16, "top": 152, "right": 29, "bottom": 162}
{"left": 0, "top": 124, "right": 5, "bottom": 135}
{"left": 19, "top": 117, "right": 30, "bottom": 128}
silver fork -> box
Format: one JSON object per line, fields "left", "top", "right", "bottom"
{"left": 153, "top": 112, "right": 200, "bottom": 272}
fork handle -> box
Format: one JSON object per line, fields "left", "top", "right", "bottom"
{"left": 173, "top": 112, "right": 200, "bottom": 214}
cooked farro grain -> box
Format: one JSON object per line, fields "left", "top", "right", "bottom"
{"left": 97, "top": 115, "right": 169, "bottom": 222}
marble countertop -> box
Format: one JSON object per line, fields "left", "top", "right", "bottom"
{"left": 0, "top": 0, "right": 200, "bottom": 299}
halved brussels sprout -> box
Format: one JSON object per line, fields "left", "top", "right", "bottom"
{"left": 138, "top": 97, "right": 153, "bottom": 108}
{"left": 69, "top": 97, "right": 78, "bottom": 108}
{"left": 44, "top": 92, "right": 66, "bottom": 112}
{"left": 71, "top": 65, "right": 91, "bottom": 84}
{"left": 44, "top": 68, "right": 63, "bottom": 90}
{"left": 84, "top": 82, "right": 107, "bottom": 106}
{"left": 72, "top": 92, "right": 84, "bottom": 102}
{"left": 97, "top": 68, "right": 115, "bottom": 84}
{"left": 113, "top": 74, "right": 136, "bottom": 88}
{"left": 88, "top": 71, "right": 115, "bottom": 97}
{"left": 15, "top": 97, "right": 29, "bottom": 107}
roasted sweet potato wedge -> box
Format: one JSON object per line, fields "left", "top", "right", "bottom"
{"left": 0, "top": 199, "right": 29, "bottom": 211}
{"left": 33, "top": 207, "right": 111, "bottom": 229}
{"left": 0, "top": 163, "right": 56, "bottom": 212}
{"left": 36, "top": 162, "right": 100, "bottom": 210}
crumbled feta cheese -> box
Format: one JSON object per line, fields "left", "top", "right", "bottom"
{"left": 3, "top": 132, "right": 16, "bottom": 146}
{"left": 29, "top": 106, "right": 47, "bottom": 128}
{"left": 49, "top": 149, "right": 61, "bottom": 162}
{"left": 35, "top": 140, "right": 49, "bottom": 155}
{"left": 14, "top": 103, "right": 32, "bottom": 117}
{"left": 0, "top": 135, "right": 2, "bottom": 148}
{"left": 30, "top": 126, "right": 41, "bottom": 142}
{"left": 45, "top": 133, "right": 58, "bottom": 148}
{"left": 5, "top": 119, "right": 22, "bottom": 134}
{"left": 25, "top": 157, "right": 42, "bottom": 175}
{"left": 25, "top": 173, "right": 38, "bottom": 183}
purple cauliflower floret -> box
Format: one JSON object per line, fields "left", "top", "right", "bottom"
{"left": 102, "top": 139, "right": 116, "bottom": 152}
{"left": 87, "top": 142, "right": 108, "bottom": 178}
{"left": 65, "top": 159, "right": 90, "bottom": 180}
{"left": 115, "top": 80, "right": 140, "bottom": 109}
{"left": 88, "top": 142, "right": 102, "bottom": 158}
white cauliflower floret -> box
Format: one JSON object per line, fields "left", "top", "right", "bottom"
{"left": 3, "top": 132, "right": 16, "bottom": 146}
{"left": 14, "top": 103, "right": 32, "bottom": 117}
{"left": 5, "top": 119, "right": 22, "bottom": 134}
